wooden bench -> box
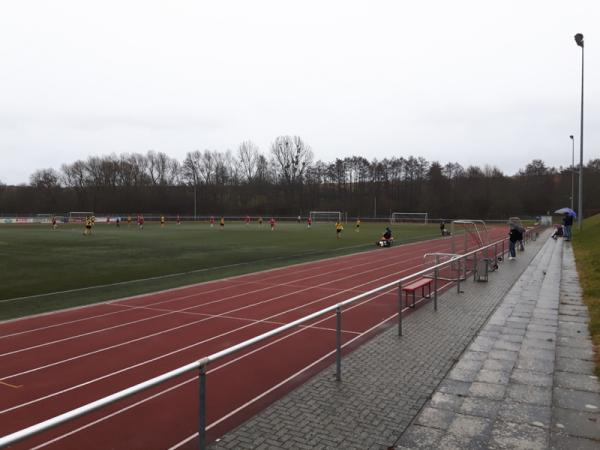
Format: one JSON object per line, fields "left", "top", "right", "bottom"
{"left": 402, "top": 277, "right": 433, "bottom": 308}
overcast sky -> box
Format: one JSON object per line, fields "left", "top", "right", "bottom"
{"left": 0, "top": 1, "right": 598, "bottom": 185}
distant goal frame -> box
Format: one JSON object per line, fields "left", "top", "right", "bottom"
{"left": 390, "top": 212, "right": 429, "bottom": 224}
{"left": 309, "top": 211, "right": 344, "bottom": 223}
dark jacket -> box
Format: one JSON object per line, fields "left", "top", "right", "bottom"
{"left": 563, "top": 215, "right": 573, "bottom": 226}
{"left": 509, "top": 228, "right": 523, "bottom": 243}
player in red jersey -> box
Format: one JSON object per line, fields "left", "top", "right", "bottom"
{"left": 210, "top": 216, "right": 215, "bottom": 227}
{"left": 307, "top": 217, "right": 312, "bottom": 229}
{"left": 269, "top": 217, "right": 276, "bottom": 231}
{"left": 245, "top": 215, "right": 250, "bottom": 225}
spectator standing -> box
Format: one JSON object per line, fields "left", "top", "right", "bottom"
{"left": 563, "top": 213, "right": 573, "bottom": 241}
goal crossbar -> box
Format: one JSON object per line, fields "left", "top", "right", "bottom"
{"left": 390, "top": 212, "right": 428, "bottom": 224}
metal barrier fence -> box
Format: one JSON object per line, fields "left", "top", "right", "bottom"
{"left": 0, "top": 229, "right": 541, "bottom": 449}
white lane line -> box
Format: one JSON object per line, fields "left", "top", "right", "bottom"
{"left": 0, "top": 234, "right": 442, "bottom": 330}
{"left": 0, "top": 253, "right": 422, "bottom": 382}
{"left": 0, "top": 245, "right": 437, "bottom": 359}
{"left": 30, "top": 288, "right": 411, "bottom": 450}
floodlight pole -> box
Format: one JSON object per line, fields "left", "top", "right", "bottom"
{"left": 575, "top": 33, "right": 584, "bottom": 230}
{"left": 569, "top": 135, "right": 574, "bottom": 210}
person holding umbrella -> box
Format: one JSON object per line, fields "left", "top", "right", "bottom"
{"left": 554, "top": 208, "right": 576, "bottom": 241}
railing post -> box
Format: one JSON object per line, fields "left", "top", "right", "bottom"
{"left": 473, "top": 252, "right": 478, "bottom": 282}
{"left": 494, "top": 243, "right": 498, "bottom": 265}
{"left": 198, "top": 364, "right": 207, "bottom": 450}
{"left": 456, "top": 258, "right": 461, "bottom": 294}
{"left": 397, "top": 283, "right": 403, "bottom": 336}
{"left": 433, "top": 255, "right": 439, "bottom": 311}
{"left": 335, "top": 306, "right": 342, "bottom": 381}
{"left": 501, "top": 240, "right": 505, "bottom": 261}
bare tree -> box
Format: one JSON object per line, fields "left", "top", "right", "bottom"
{"left": 30, "top": 168, "right": 61, "bottom": 189}
{"left": 237, "top": 141, "right": 260, "bottom": 181}
{"left": 270, "top": 135, "right": 313, "bottom": 183}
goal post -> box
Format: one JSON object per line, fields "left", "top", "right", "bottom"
{"left": 390, "top": 212, "right": 429, "bottom": 224}
{"left": 309, "top": 211, "right": 343, "bottom": 223}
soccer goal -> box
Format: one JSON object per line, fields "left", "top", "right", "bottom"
{"left": 309, "top": 211, "right": 343, "bottom": 223}
{"left": 69, "top": 211, "right": 93, "bottom": 223}
{"left": 450, "top": 220, "right": 489, "bottom": 254}
{"left": 390, "top": 212, "right": 429, "bottom": 224}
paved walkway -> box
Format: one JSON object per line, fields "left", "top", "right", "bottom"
{"left": 211, "top": 233, "right": 568, "bottom": 449}
{"left": 397, "top": 239, "right": 599, "bottom": 449}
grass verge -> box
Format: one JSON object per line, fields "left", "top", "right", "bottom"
{"left": 571, "top": 213, "right": 600, "bottom": 377}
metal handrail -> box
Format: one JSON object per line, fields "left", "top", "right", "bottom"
{"left": 0, "top": 235, "right": 514, "bottom": 449}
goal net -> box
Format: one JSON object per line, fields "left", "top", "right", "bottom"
{"left": 309, "top": 211, "right": 343, "bottom": 223}
{"left": 390, "top": 212, "right": 429, "bottom": 224}
{"left": 69, "top": 211, "right": 94, "bottom": 223}
{"left": 450, "top": 220, "right": 489, "bottom": 254}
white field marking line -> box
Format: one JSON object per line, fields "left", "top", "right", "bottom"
{"left": 0, "top": 244, "right": 439, "bottom": 359}
{"left": 0, "top": 233, "right": 442, "bottom": 327}
{"left": 30, "top": 289, "right": 401, "bottom": 450}
{"left": 0, "top": 380, "right": 22, "bottom": 389}
{"left": 0, "top": 254, "right": 419, "bottom": 381}
{"left": 102, "top": 304, "right": 363, "bottom": 335}
{"left": 0, "top": 239, "right": 404, "bottom": 306}
{"left": 0, "top": 237, "right": 433, "bottom": 338}
{"left": 0, "top": 244, "right": 372, "bottom": 336}
{"left": 0, "top": 260, "right": 419, "bottom": 413}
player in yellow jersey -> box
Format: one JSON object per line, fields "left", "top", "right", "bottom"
{"left": 127, "top": 216, "right": 132, "bottom": 226}
{"left": 335, "top": 221, "right": 343, "bottom": 239}
{"left": 220, "top": 217, "right": 225, "bottom": 229}
{"left": 355, "top": 218, "right": 361, "bottom": 232}
{"left": 83, "top": 216, "right": 93, "bottom": 236}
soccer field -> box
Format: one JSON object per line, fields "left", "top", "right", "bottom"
{"left": 0, "top": 221, "right": 440, "bottom": 320}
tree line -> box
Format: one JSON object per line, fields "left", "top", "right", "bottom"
{"left": 1, "top": 135, "right": 599, "bottom": 219}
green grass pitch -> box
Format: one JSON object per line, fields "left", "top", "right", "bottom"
{"left": 0, "top": 221, "right": 440, "bottom": 320}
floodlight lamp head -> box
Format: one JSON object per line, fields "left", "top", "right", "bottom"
{"left": 570, "top": 135, "right": 574, "bottom": 140}
{"left": 574, "top": 33, "right": 584, "bottom": 47}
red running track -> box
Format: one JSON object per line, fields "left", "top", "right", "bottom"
{"left": 0, "top": 230, "right": 508, "bottom": 450}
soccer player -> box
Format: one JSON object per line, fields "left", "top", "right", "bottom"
{"left": 245, "top": 215, "right": 250, "bottom": 225}
{"left": 138, "top": 215, "right": 144, "bottom": 230}
{"left": 91, "top": 215, "right": 96, "bottom": 225}
{"left": 160, "top": 215, "right": 165, "bottom": 228}
{"left": 176, "top": 214, "right": 181, "bottom": 225}
{"left": 220, "top": 217, "right": 225, "bottom": 229}
{"left": 116, "top": 217, "right": 120, "bottom": 227}
{"left": 355, "top": 218, "right": 361, "bottom": 232}
{"left": 335, "top": 221, "right": 343, "bottom": 239}
{"left": 127, "top": 216, "right": 132, "bottom": 226}
{"left": 51, "top": 216, "right": 57, "bottom": 230}
{"left": 297, "top": 215, "right": 301, "bottom": 223}
{"left": 83, "top": 216, "right": 93, "bottom": 236}
{"left": 270, "top": 217, "right": 276, "bottom": 231}
{"left": 307, "top": 217, "right": 312, "bottom": 228}
{"left": 210, "top": 216, "right": 215, "bottom": 227}
{"left": 258, "top": 217, "right": 263, "bottom": 226}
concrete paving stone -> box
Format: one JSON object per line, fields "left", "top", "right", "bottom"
{"left": 507, "top": 384, "right": 552, "bottom": 406}
{"left": 467, "top": 382, "right": 507, "bottom": 401}
{"left": 558, "top": 314, "right": 589, "bottom": 324}
{"left": 447, "top": 413, "right": 492, "bottom": 438}
{"left": 558, "top": 325, "right": 591, "bottom": 339}
{"left": 459, "top": 397, "right": 502, "bottom": 419}
{"left": 430, "top": 392, "right": 464, "bottom": 412}
{"left": 488, "top": 420, "right": 548, "bottom": 450}
{"left": 492, "top": 340, "right": 522, "bottom": 352}
{"left": 553, "top": 387, "right": 600, "bottom": 412}
{"left": 553, "top": 407, "right": 600, "bottom": 440}
{"left": 497, "top": 333, "right": 524, "bottom": 344}
{"left": 516, "top": 357, "right": 555, "bottom": 374}
{"left": 527, "top": 323, "right": 558, "bottom": 334}
{"left": 488, "top": 349, "right": 519, "bottom": 362}
{"left": 438, "top": 379, "right": 472, "bottom": 396}
{"left": 522, "top": 335, "right": 556, "bottom": 349}
{"left": 461, "top": 351, "right": 488, "bottom": 362}
{"left": 437, "top": 433, "right": 489, "bottom": 450}
{"left": 558, "top": 335, "right": 593, "bottom": 349}
{"left": 521, "top": 337, "right": 556, "bottom": 351}
{"left": 448, "top": 368, "right": 479, "bottom": 383}
{"left": 555, "top": 372, "right": 600, "bottom": 393}
{"left": 501, "top": 326, "right": 527, "bottom": 336}
{"left": 469, "top": 336, "right": 496, "bottom": 352}
{"left": 550, "top": 433, "right": 600, "bottom": 450}
{"left": 510, "top": 369, "right": 553, "bottom": 387}
{"left": 396, "top": 424, "right": 444, "bottom": 449}
{"left": 482, "top": 358, "right": 515, "bottom": 373}
{"left": 498, "top": 400, "right": 552, "bottom": 427}
{"left": 556, "top": 345, "right": 594, "bottom": 361}
{"left": 505, "top": 320, "right": 529, "bottom": 330}
{"left": 555, "top": 357, "right": 596, "bottom": 375}
{"left": 415, "top": 407, "right": 456, "bottom": 431}
{"left": 476, "top": 369, "right": 511, "bottom": 385}
{"left": 454, "top": 358, "right": 484, "bottom": 372}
